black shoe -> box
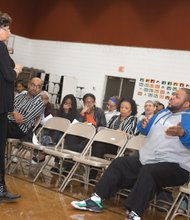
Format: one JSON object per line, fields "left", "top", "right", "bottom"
{"left": 50, "top": 166, "right": 60, "bottom": 173}
{"left": 50, "top": 166, "right": 69, "bottom": 176}
{"left": 32, "top": 156, "right": 45, "bottom": 164}
{"left": 0, "top": 185, "right": 21, "bottom": 202}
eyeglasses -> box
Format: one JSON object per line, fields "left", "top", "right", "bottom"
{"left": 84, "top": 100, "right": 95, "bottom": 104}
{"left": 30, "top": 83, "right": 41, "bottom": 89}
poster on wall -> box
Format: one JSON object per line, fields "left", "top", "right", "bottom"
{"left": 137, "top": 78, "right": 190, "bottom": 100}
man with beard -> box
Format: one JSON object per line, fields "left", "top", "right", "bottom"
{"left": 71, "top": 88, "right": 190, "bottom": 220}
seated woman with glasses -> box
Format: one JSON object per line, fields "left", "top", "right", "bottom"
{"left": 79, "top": 93, "right": 106, "bottom": 129}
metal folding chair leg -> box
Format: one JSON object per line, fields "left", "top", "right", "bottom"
{"left": 164, "top": 192, "right": 183, "bottom": 220}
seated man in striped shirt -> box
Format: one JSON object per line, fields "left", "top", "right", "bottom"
{"left": 7, "top": 77, "right": 44, "bottom": 139}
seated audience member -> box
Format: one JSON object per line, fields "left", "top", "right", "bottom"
{"left": 7, "top": 77, "right": 44, "bottom": 140}
{"left": 154, "top": 101, "right": 165, "bottom": 114}
{"left": 50, "top": 94, "right": 81, "bottom": 171}
{"left": 104, "top": 96, "right": 120, "bottom": 123}
{"left": 90, "top": 98, "right": 138, "bottom": 180}
{"left": 40, "top": 90, "right": 55, "bottom": 119}
{"left": 71, "top": 88, "right": 190, "bottom": 220}
{"left": 139, "top": 100, "right": 156, "bottom": 121}
{"left": 52, "top": 94, "right": 80, "bottom": 144}
{"left": 106, "top": 97, "right": 137, "bottom": 140}
{"left": 79, "top": 93, "right": 106, "bottom": 129}
{"left": 57, "top": 94, "right": 79, "bottom": 122}
{"left": 15, "top": 80, "right": 27, "bottom": 96}
{"left": 135, "top": 100, "right": 156, "bottom": 136}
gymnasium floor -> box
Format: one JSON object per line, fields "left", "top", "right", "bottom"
{"left": 0, "top": 174, "right": 186, "bottom": 220}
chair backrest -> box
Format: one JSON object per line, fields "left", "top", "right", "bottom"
{"left": 41, "top": 117, "right": 71, "bottom": 133}
{"left": 94, "top": 128, "right": 127, "bottom": 148}
{"left": 125, "top": 134, "right": 146, "bottom": 150}
{"left": 35, "top": 117, "right": 71, "bottom": 146}
{"left": 83, "top": 128, "right": 128, "bottom": 158}
{"left": 64, "top": 122, "right": 96, "bottom": 140}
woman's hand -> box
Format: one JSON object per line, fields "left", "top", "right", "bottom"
{"left": 81, "top": 105, "right": 91, "bottom": 115}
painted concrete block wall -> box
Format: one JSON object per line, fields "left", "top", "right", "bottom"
{"left": 11, "top": 35, "right": 190, "bottom": 115}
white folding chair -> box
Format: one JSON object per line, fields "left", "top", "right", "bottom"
{"left": 7, "top": 117, "right": 71, "bottom": 175}
{"left": 5, "top": 138, "right": 21, "bottom": 165}
{"left": 59, "top": 128, "right": 128, "bottom": 192}
{"left": 32, "top": 122, "right": 96, "bottom": 186}
{"left": 5, "top": 116, "right": 42, "bottom": 172}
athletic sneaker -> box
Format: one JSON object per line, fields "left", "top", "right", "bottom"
{"left": 71, "top": 194, "right": 103, "bottom": 213}
{"left": 126, "top": 211, "right": 141, "bottom": 220}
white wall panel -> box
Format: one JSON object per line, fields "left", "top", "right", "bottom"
{"left": 10, "top": 35, "right": 190, "bottom": 115}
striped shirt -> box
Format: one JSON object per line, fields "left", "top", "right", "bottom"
{"left": 8, "top": 93, "right": 44, "bottom": 133}
{"left": 107, "top": 114, "right": 137, "bottom": 138}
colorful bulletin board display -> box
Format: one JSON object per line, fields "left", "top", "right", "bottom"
{"left": 137, "top": 78, "right": 190, "bottom": 100}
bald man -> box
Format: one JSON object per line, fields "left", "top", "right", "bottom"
{"left": 7, "top": 77, "right": 44, "bottom": 138}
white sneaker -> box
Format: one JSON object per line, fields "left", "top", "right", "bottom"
{"left": 126, "top": 211, "right": 141, "bottom": 220}
{"left": 71, "top": 194, "right": 103, "bottom": 212}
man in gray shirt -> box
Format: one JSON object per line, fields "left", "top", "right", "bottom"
{"left": 71, "top": 88, "right": 190, "bottom": 220}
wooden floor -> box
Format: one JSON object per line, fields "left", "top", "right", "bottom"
{"left": 0, "top": 174, "right": 186, "bottom": 220}
{"left": 1, "top": 156, "right": 187, "bottom": 220}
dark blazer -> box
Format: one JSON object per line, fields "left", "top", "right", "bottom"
{"left": 0, "top": 41, "right": 17, "bottom": 114}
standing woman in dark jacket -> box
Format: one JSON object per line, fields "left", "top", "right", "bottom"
{"left": 0, "top": 11, "right": 22, "bottom": 201}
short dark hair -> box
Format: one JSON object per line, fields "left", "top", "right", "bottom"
{"left": 0, "top": 11, "right": 12, "bottom": 27}
{"left": 16, "top": 80, "right": 27, "bottom": 89}
{"left": 82, "top": 93, "right": 96, "bottom": 102}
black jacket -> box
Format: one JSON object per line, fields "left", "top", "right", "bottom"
{"left": 0, "top": 41, "right": 16, "bottom": 114}
{"left": 78, "top": 106, "right": 106, "bottom": 128}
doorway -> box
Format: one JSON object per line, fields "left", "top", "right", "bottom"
{"left": 102, "top": 76, "right": 136, "bottom": 109}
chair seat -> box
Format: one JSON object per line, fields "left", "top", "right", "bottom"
{"left": 44, "top": 148, "right": 81, "bottom": 158}
{"left": 73, "top": 155, "right": 111, "bottom": 167}
{"left": 22, "top": 141, "right": 46, "bottom": 151}
{"left": 179, "top": 184, "right": 190, "bottom": 194}
{"left": 7, "top": 138, "right": 21, "bottom": 144}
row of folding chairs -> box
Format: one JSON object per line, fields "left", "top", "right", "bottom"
{"left": 31, "top": 119, "right": 129, "bottom": 191}
{"left": 6, "top": 117, "right": 130, "bottom": 191}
